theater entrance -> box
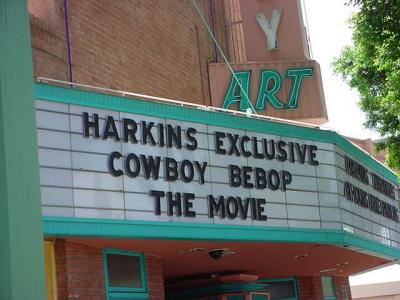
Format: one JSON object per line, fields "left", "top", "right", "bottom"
{"left": 53, "top": 236, "right": 390, "bottom": 300}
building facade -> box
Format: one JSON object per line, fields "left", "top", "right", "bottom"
{"left": 1, "top": 1, "right": 399, "bottom": 300}
{"left": 351, "top": 281, "right": 400, "bottom": 300}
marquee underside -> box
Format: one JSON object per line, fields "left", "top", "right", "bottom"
{"left": 61, "top": 236, "right": 390, "bottom": 280}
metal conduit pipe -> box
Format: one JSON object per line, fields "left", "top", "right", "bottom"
{"left": 208, "top": 0, "right": 218, "bottom": 63}
{"left": 63, "top": 0, "right": 73, "bottom": 83}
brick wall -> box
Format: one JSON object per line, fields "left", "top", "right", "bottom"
{"left": 54, "top": 240, "right": 165, "bottom": 299}
{"left": 347, "top": 137, "right": 387, "bottom": 165}
{"left": 297, "top": 276, "right": 323, "bottom": 300}
{"left": 146, "top": 255, "right": 166, "bottom": 300}
{"left": 297, "top": 276, "right": 352, "bottom": 300}
{"left": 55, "top": 240, "right": 105, "bottom": 300}
{"left": 29, "top": 0, "right": 230, "bottom": 105}
{"left": 335, "top": 276, "right": 352, "bottom": 300}
{"left": 29, "top": 0, "right": 69, "bottom": 81}
{"left": 223, "top": 0, "right": 247, "bottom": 63}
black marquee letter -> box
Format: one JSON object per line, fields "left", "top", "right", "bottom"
{"left": 123, "top": 118, "right": 138, "bottom": 143}
{"left": 185, "top": 127, "right": 198, "bottom": 151}
{"left": 226, "top": 197, "right": 239, "bottom": 219}
{"left": 183, "top": 193, "right": 196, "bottom": 217}
{"left": 150, "top": 190, "right": 165, "bottom": 215}
{"left": 208, "top": 195, "right": 225, "bottom": 218}
{"left": 103, "top": 116, "right": 120, "bottom": 141}
{"left": 125, "top": 153, "right": 140, "bottom": 178}
{"left": 229, "top": 165, "right": 242, "bottom": 187}
{"left": 268, "top": 169, "right": 281, "bottom": 190}
{"left": 309, "top": 145, "right": 319, "bottom": 165}
{"left": 281, "top": 170, "right": 292, "bottom": 191}
{"left": 215, "top": 131, "right": 226, "bottom": 155}
{"left": 256, "top": 198, "right": 268, "bottom": 221}
{"left": 108, "top": 151, "right": 123, "bottom": 177}
{"left": 83, "top": 112, "right": 99, "bottom": 138}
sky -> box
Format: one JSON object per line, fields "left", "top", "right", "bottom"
{"left": 303, "top": 0, "right": 399, "bottom": 285}
{"left": 304, "top": 0, "right": 380, "bottom": 140}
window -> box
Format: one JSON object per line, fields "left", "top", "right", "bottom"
{"left": 103, "top": 248, "right": 148, "bottom": 300}
{"left": 257, "top": 278, "right": 298, "bottom": 300}
{"left": 321, "top": 276, "right": 336, "bottom": 300}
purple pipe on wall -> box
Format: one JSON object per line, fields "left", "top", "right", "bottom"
{"left": 63, "top": 0, "right": 73, "bottom": 83}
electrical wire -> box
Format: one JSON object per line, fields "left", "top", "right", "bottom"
{"left": 191, "top": 0, "right": 257, "bottom": 114}
{"left": 300, "top": 0, "right": 313, "bottom": 59}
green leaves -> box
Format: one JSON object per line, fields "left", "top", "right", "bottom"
{"left": 333, "top": 0, "right": 400, "bottom": 178}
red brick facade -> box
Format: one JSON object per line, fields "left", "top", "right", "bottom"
{"left": 297, "top": 276, "right": 352, "bottom": 300}
{"left": 29, "top": 0, "right": 232, "bottom": 105}
{"left": 335, "top": 276, "right": 352, "bottom": 300}
{"left": 55, "top": 240, "right": 105, "bottom": 300}
{"left": 297, "top": 276, "right": 323, "bottom": 300}
{"left": 54, "top": 240, "right": 165, "bottom": 300}
{"left": 146, "top": 255, "right": 165, "bottom": 300}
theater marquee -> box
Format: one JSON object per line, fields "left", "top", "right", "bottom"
{"left": 82, "top": 111, "right": 320, "bottom": 221}
{"left": 35, "top": 84, "right": 399, "bottom": 250}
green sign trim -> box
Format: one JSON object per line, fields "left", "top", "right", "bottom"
{"left": 255, "top": 69, "right": 285, "bottom": 110}
{"left": 223, "top": 68, "right": 314, "bottom": 111}
{"left": 42, "top": 216, "right": 400, "bottom": 259}
{"left": 285, "top": 67, "right": 314, "bottom": 108}
{"left": 222, "top": 70, "right": 251, "bottom": 111}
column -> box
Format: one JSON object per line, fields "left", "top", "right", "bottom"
{"left": 0, "top": 0, "right": 46, "bottom": 299}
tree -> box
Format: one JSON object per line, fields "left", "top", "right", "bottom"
{"left": 333, "top": 0, "right": 400, "bottom": 177}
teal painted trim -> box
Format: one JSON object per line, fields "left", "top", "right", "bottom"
{"left": 167, "top": 283, "right": 266, "bottom": 300}
{"left": 252, "top": 295, "right": 268, "bottom": 300}
{"left": 103, "top": 248, "right": 148, "bottom": 300}
{"left": 257, "top": 277, "right": 296, "bottom": 283}
{"left": 108, "top": 292, "right": 148, "bottom": 300}
{"left": 0, "top": 2, "right": 45, "bottom": 299}
{"left": 42, "top": 216, "right": 400, "bottom": 259}
{"left": 227, "top": 296, "right": 245, "bottom": 300}
{"left": 293, "top": 277, "right": 299, "bottom": 300}
{"left": 167, "top": 279, "right": 297, "bottom": 300}
{"left": 33, "top": 83, "right": 397, "bottom": 184}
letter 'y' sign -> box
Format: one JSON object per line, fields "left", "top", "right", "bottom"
{"left": 256, "top": 9, "right": 282, "bottom": 50}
